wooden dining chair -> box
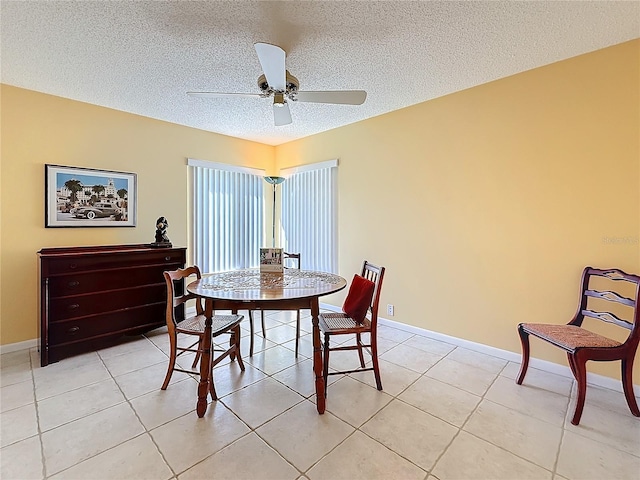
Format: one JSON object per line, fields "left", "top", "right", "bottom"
{"left": 516, "top": 267, "right": 640, "bottom": 425}
{"left": 248, "top": 251, "right": 303, "bottom": 357}
{"left": 161, "top": 266, "right": 244, "bottom": 401}
{"left": 319, "top": 261, "right": 385, "bottom": 396}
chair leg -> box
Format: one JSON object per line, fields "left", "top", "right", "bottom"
{"left": 208, "top": 367, "right": 218, "bottom": 401}
{"left": 161, "top": 333, "right": 178, "bottom": 390}
{"left": 295, "top": 310, "right": 301, "bottom": 358}
{"left": 371, "top": 332, "right": 383, "bottom": 391}
{"left": 323, "top": 334, "right": 330, "bottom": 398}
{"left": 248, "top": 310, "right": 255, "bottom": 357}
{"left": 621, "top": 356, "right": 640, "bottom": 417}
{"left": 355, "top": 332, "right": 365, "bottom": 368}
{"left": 192, "top": 337, "right": 203, "bottom": 368}
{"left": 260, "top": 310, "right": 266, "bottom": 337}
{"left": 569, "top": 353, "right": 588, "bottom": 426}
{"left": 515, "top": 326, "right": 530, "bottom": 385}
{"left": 228, "top": 332, "right": 236, "bottom": 362}
{"left": 567, "top": 351, "right": 578, "bottom": 378}
{"left": 233, "top": 325, "right": 245, "bottom": 371}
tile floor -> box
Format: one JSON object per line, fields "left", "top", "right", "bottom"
{"left": 1, "top": 309, "right": 639, "bottom": 480}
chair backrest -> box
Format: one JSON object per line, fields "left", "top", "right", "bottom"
{"left": 571, "top": 267, "right": 640, "bottom": 347}
{"left": 163, "top": 266, "right": 203, "bottom": 333}
{"left": 283, "top": 252, "right": 300, "bottom": 269}
{"left": 360, "top": 261, "right": 385, "bottom": 328}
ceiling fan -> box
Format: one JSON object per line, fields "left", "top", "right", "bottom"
{"left": 187, "top": 42, "right": 367, "bottom": 126}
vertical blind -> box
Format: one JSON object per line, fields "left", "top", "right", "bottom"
{"left": 281, "top": 160, "right": 338, "bottom": 273}
{"left": 189, "top": 159, "right": 265, "bottom": 273}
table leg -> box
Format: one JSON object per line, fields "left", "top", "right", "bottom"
{"left": 311, "top": 298, "right": 325, "bottom": 414}
{"left": 229, "top": 308, "right": 238, "bottom": 361}
{"left": 196, "top": 298, "right": 213, "bottom": 417}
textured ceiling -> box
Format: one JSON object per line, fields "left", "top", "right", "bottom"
{"left": 2, "top": 1, "right": 639, "bottom": 146}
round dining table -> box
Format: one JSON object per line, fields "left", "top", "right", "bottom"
{"left": 187, "top": 268, "right": 347, "bottom": 417}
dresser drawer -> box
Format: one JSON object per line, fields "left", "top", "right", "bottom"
{"left": 48, "top": 264, "right": 179, "bottom": 297}
{"left": 46, "top": 250, "right": 184, "bottom": 275}
{"left": 48, "top": 303, "right": 166, "bottom": 345}
{"left": 48, "top": 284, "right": 167, "bottom": 321}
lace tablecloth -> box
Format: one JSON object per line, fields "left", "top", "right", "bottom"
{"left": 201, "top": 269, "right": 344, "bottom": 291}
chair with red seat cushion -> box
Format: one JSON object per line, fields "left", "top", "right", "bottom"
{"left": 319, "top": 261, "right": 385, "bottom": 396}
{"left": 516, "top": 267, "right": 640, "bottom": 425}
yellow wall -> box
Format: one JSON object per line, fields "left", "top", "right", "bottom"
{"left": 276, "top": 40, "right": 640, "bottom": 383}
{"left": 1, "top": 40, "right": 638, "bottom": 384}
{"left": 0, "top": 85, "right": 274, "bottom": 344}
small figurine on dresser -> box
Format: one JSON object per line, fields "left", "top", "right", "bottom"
{"left": 151, "top": 216, "right": 172, "bottom": 247}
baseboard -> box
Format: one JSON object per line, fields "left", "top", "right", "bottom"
{"left": 0, "top": 338, "right": 37, "bottom": 355}
{"left": 5, "top": 309, "right": 637, "bottom": 396}
{"left": 319, "top": 302, "right": 639, "bottom": 396}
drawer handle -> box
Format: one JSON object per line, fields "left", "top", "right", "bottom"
{"left": 68, "top": 281, "right": 80, "bottom": 287}
{"left": 67, "top": 326, "right": 80, "bottom": 335}
{"left": 68, "top": 304, "right": 80, "bottom": 310}
{"left": 69, "top": 263, "right": 78, "bottom": 270}
{"left": 165, "top": 256, "right": 171, "bottom": 261}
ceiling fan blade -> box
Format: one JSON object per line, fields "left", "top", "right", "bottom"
{"left": 273, "top": 103, "right": 292, "bottom": 126}
{"left": 295, "top": 90, "right": 367, "bottom": 105}
{"left": 255, "top": 42, "right": 286, "bottom": 91}
{"left": 187, "top": 92, "right": 262, "bottom": 98}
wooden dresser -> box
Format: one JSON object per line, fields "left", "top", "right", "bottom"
{"left": 38, "top": 244, "right": 186, "bottom": 366}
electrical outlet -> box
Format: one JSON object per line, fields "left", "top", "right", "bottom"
{"left": 387, "top": 304, "right": 394, "bottom": 316}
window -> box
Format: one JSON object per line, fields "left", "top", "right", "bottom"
{"left": 189, "top": 159, "right": 265, "bottom": 272}
{"left": 281, "top": 159, "right": 338, "bottom": 273}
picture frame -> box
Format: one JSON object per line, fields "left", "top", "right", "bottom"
{"left": 260, "top": 248, "right": 283, "bottom": 273}
{"left": 45, "top": 164, "right": 137, "bottom": 228}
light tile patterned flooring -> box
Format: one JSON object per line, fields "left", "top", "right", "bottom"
{"left": 1, "top": 309, "right": 639, "bottom": 479}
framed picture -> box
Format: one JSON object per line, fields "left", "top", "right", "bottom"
{"left": 45, "top": 164, "right": 137, "bottom": 228}
{"left": 260, "top": 248, "right": 283, "bottom": 273}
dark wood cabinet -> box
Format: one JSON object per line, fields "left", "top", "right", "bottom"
{"left": 38, "top": 244, "right": 186, "bottom": 366}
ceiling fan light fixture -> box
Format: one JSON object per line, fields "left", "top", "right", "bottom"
{"left": 188, "top": 43, "right": 366, "bottom": 126}
{"left": 273, "top": 92, "right": 286, "bottom": 107}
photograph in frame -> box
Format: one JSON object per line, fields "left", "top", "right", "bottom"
{"left": 45, "top": 164, "right": 137, "bottom": 227}
{"left": 260, "top": 248, "right": 283, "bottom": 273}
